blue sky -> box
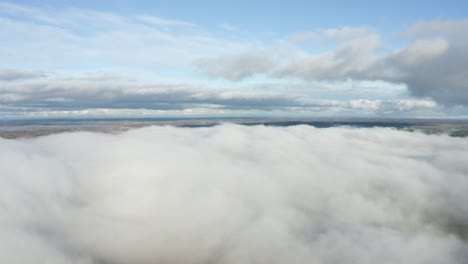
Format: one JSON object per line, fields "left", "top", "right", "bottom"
{"left": 131, "top": 0, "right": 460, "bottom": 37}
{"left": 0, "top": 1, "right": 468, "bottom": 118}
{"left": 10, "top": 0, "right": 468, "bottom": 31}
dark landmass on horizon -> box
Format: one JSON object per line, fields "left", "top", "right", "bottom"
{"left": 1, "top": 117, "right": 468, "bottom": 139}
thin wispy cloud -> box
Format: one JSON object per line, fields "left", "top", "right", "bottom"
{"left": 219, "top": 23, "right": 238, "bottom": 31}
{"left": 137, "top": 15, "right": 196, "bottom": 28}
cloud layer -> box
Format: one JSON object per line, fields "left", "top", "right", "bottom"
{"left": 0, "top": 70, "right": 46, "bottom": 81}
{"left": 1, "top": 125, "right": 468, "bottom": 264}
{"left": 0, "top": 80, "right": 439, "bottom": 117}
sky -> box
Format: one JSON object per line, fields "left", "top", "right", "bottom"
{"left": 0, "top": 0, "right": 468, "bottom": 118}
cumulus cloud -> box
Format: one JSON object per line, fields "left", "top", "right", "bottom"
{"left": 196, "top": 21, "right": 468, "bottom": 106}
{"left": 1, "top": 125, "right": 468, "bottom": 264}
{"left": 389, "top": 38, "right": 449, "bottom": 68}
{"left": 278, "top": 33, "right": 381, "bottom": 80}
{"left": 391, "top": 20, "right": 468, "bottom": 105}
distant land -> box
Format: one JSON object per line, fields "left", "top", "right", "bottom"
{"left": 1, "top": 117, "right": 468, "bottom": 139}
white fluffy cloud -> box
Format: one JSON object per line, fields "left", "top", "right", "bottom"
{"left": 348, "top": 99, "right": 437, "bottom": 113}
{"left": 1, "top": 125, "right": 467, "bottom": 264}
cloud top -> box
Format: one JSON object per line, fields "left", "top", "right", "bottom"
{"left": 1, "top": 125, "right": 467, "bottom": 263}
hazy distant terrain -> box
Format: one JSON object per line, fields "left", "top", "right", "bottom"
{"left": 1, "top": 118, "right": 468, "bottom": 139}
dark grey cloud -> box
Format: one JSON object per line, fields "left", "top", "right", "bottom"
{"left": 390, "top": 21, "right": 468, "bottom": 105}
{"left": 1, "top": 125, "right": 468, "bottom": 263}
{"left": 0, "top": 70, "right": 47, "bottom": 81}
{"left": 0, "top": 80, "right": 438, "bottom": 116}
{"left": 0, "top": 81, "right": 322, "bottom": 111}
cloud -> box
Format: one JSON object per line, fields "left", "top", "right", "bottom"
{"left": 0, "top": 81, "right": 310, "bottom": 111}
{"left": 348, "top": 99, "right": 437, "bottom": 113}
{"left": 1, "top": 125, "right": 468, "bottom": 263}
{"left": 0, "top": 2, "right": 236, "bottom": 70}
{"left": 219, "top": 23, "right": 238, "bottom": 31}
{"left": 195, "top": 22, "right": 468, "bottom": 106}
{"left": 389, "top": 38, "right": 449, "bottom": 68}
{"left": 1, "top": 3, "right": 467, "bottom": 110}
{"left": 137, "top": 15, "right": 196, "bottom": 28}
{"left": 0, "top": 70, "right": 47, "bottom": 81}
{"left": 278, "top": 29, "right": 382, "bottom": 80}
{"left": 197, "top": 27, "right": 383, "bottom": 81}
{"left": 0, "top": 78, "right": 440, "bottom": 117}
{"left": 390, "top": 20, "right": 468, "bottom": 106}
{"left": 196, "top": 49, "right": 278, "bottom": 81}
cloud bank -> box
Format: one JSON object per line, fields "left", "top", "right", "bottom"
{"left": 1, "top": 125, "right": 468, "bottom": 264}
{"left": 0, "top": 80, "right": 439, "bottom": 117}
{"left": 0, "top": 70, "right": 46, "bottom": 81}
